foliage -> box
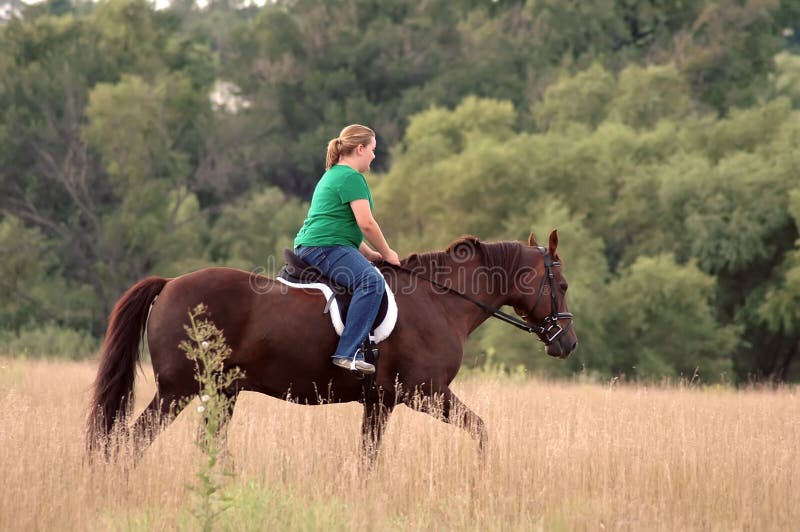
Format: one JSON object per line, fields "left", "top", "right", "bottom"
{"left": 608, "top": 64, "right": 691, "bottom": 129}
{"left": 597, "top": 255, "right": 738, "bottom": 382}
{"left": 206, "top": 481, "right": 350, "bottom": 532}
{"left": 771, "top": 52, "right": 800, "bottom": 107}
{"left": 377, "top": 87, "right": 798, "bottom": 381}
{"left": 178, "top": 303, "right": 244, "bottom": 532}
{"left": 0, "top": 322, "right": 98, "bottom": 359}
{"left": 0, "top": 0, "right": 797, "bottom": 381}
{"left": 534, "top": 63, "right": 615, "bottom": 131}
{"left": 0, "top": 216, "right": 59, "bottom": 328}
{"left": 116, "top": 479, "right": 355, "bottom": 531}
{"left": 374, "top": 96, "right": 519, "bottom": 251}
{"left": 207, "top": 187, "right": 307, "bottom": 273}
{"left": 759, "top": 247, "right": 800, "bottom": 336}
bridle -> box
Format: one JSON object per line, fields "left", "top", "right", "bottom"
{"left": 516, "top": 247, "right": 574, "bottom": 344}
{"left": 390, "top": 246, "right": 573, "bottom": 346}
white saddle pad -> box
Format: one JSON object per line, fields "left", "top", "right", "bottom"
{"left": 276, "top": 270, "right": 398, "bottom": 343}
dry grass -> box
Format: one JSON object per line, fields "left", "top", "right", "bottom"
{"left": 0, "top": 356, "right": 798, "bottom": 531}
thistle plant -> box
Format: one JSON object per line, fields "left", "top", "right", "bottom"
{"left": 179, "top": 303, "right": 244, "bottom": 532}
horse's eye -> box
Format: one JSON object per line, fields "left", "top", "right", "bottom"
{"left": 560, "top": 284, "right": 568, "bottom": 292}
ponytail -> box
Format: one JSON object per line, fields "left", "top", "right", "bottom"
{"left": 325, "top": 137, "right": 342, "bottom": 170}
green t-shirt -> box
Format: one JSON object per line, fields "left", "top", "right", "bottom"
{"left": 294, "top": 165, "right": 374, "bottom": 248}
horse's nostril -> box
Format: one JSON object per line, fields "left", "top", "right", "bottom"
{"left": 570, "top": 341, "right": 577, "bottom": 351}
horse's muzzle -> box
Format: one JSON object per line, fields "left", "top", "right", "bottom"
{"left": 546, "top": 337, "right": 577, "bottom": 359}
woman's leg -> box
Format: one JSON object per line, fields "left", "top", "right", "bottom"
{"left": 296, "top": 245, "right": 385, "bottom": 361}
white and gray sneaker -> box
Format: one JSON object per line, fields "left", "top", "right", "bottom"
{"left": 332, "top": 352, "right": 375, "bottom": 374}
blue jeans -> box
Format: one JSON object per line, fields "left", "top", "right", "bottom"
{"left": 295, "top": 245, "right": 385, "bottom": 359}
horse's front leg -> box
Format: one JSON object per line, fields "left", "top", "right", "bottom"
{"left": 407, "top": 386, "right": 487, "bottom": 463}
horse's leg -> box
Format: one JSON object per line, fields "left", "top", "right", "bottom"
{"left": 129, "top": 392, "right": 190, "bottom": 460}
{"left": 408, "top": 387, "right": 487, "bottom": 462}
{"left": 360, "top": 399, "right": 394, "bottom": 469}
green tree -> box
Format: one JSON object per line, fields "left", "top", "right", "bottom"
{"left": 0, "top": 216, "right": 60, "bottom": 329}
{"left": 83, "top": 73, "right": 210, "bottom": 301}
{"left": 608, "top": 64, "right": 692, "bottom": 129}
{"left": 771, "top": 52, "right": 800, "bottom": 108}
{"left": 90, "top": 0, "right": 173, "bottom": 76}
{"left": 661, "top": 113, "right": 799, "bottom": 380}
{"left": 534, "top": 63, "right": 616, "bottom": 131}
{"left": 682, "top": 97, "right": 794, "bottom": 162}
{"left": 225, "top": 0, "right": 464, "bottom": 196}
{"left": 599, "top": 255, "right": 739, "bottom": 382}
{"left": 0, "top": 12, "right": 114, "bottom": 327}
{"left": 673, "top": 0, "right": 785, "bottom": 111}
{"left": 374, "top": 97, "right": 519, "bottom": 252}
{"left": 753, "top": 187, "right": 800, "bottom": 380}
{"left": 0, "top": 2, "right": 214, "bottom": 333}
{"left": 518, "top": 0, "right": 629, "bottom": 67}
{"left": 208, "top": 187, "right": 307, "bottom": 273}
{"left": 0, "top": 215, "right": 96, "bottom": 333}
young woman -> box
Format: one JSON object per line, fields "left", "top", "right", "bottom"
{"left": 294, "top": 124, "right": 400, "bottom": 374}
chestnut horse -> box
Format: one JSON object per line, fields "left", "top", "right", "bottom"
{"left": 87, "top": 231, "right": 577, "bottom": 462}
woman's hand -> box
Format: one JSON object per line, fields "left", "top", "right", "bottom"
{"left": 359, "top": 243, "right": 384, "bottom": 263}
{"left": 362, "top": 245, "right": 399, "bottom": 266}
{"left": 382, "top": 249, "right": 401, "bottom": 266}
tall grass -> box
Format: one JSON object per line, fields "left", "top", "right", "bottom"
{"left": 0, "top": 356, "right": 797, "bottom": 531}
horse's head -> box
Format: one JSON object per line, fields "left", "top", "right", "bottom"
{"left": 513, "top": 230, "right": 577, "bottom": 359}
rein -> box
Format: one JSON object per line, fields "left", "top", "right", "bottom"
{"left": 387, "top": 246, "right": 573, "bottom": 345}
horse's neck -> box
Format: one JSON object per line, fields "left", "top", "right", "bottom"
{"left": 403, "top": 242, "right": 521, "bottom": 335}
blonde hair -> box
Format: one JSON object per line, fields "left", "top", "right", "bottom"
{"left": 325, "top": 124, "right": 375, "bottom": 170}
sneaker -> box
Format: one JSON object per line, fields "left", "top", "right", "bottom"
{"left": 332, "top": 352, "right": 375, "bottom": 374}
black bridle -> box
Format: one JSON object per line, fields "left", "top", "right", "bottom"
{"left": 516, "top": 247, "right": 575, "bottom": 344}
{"left": 390, "top": 246, "right": 573, "bottom": 346}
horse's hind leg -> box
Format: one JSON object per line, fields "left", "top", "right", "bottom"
{"left": 408, "top": 387, "right": 487, "bottom": 462}
{"left": 361, "top": 399, "right": 395, "bottom": 469}
{"left": 129, "top": 392, "right": 190, "bottom": 460}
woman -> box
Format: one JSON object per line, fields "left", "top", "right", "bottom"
{"left": 294, "top": 124, "right": 401, "bottom": 374}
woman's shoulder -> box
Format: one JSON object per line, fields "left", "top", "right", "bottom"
{"left": 326, "top": 164, "right": 362, "bottom": 179}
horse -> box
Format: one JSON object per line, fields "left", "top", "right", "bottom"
{"left": 86, "top": 231, "right": 577, "bottom": 464}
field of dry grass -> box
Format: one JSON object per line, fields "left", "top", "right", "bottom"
{"left": 0, "top": 356, "right": 798, "bottom": 531}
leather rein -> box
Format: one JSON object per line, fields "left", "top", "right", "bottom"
{"left": 388, "top": 246, "right": 573, "bottom": 345}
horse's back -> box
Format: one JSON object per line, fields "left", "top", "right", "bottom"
{"left": 145, "top": 267, "right": 359, "bottom": 400}
{"left": 148, "top": 267, "right": 257, "bottom": 334}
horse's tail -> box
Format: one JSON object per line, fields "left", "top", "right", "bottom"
{"left": 86, "top": 276, "right": 168, "bottom": 455}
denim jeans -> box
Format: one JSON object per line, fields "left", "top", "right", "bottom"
{"left": 295, "top": 245, "right": 386, "bottom": 359}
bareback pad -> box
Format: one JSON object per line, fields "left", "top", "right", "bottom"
{"left": 277, "top": 250, "right": 398, "bottom": 343}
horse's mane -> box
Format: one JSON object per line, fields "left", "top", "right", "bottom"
{"left": 399, "top": 236, "right": 522, "bottom": 275}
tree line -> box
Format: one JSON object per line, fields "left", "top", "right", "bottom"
{"left": 1, "top": 0, "right": 799, "bottom": 382}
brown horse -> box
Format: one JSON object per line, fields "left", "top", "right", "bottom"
{"left": 86, "top": 231, "right": 577, "bottom": 462}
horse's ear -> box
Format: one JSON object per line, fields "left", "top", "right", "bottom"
{"left": 527, "top": 232, "right": 538, "bottom": 247}
{"left": 548, "top": 229, "right": 558, "bottom": 256}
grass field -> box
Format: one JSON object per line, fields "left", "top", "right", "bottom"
{"left": 0, "top": 356, "right": 797, "bottom": 531}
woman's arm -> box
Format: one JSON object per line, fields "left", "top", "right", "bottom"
{"left": 359, "top": 241, "right": 382, "bottom": 262}
{"left": 350, "top": 199, "right": 400, "bottom": 265}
